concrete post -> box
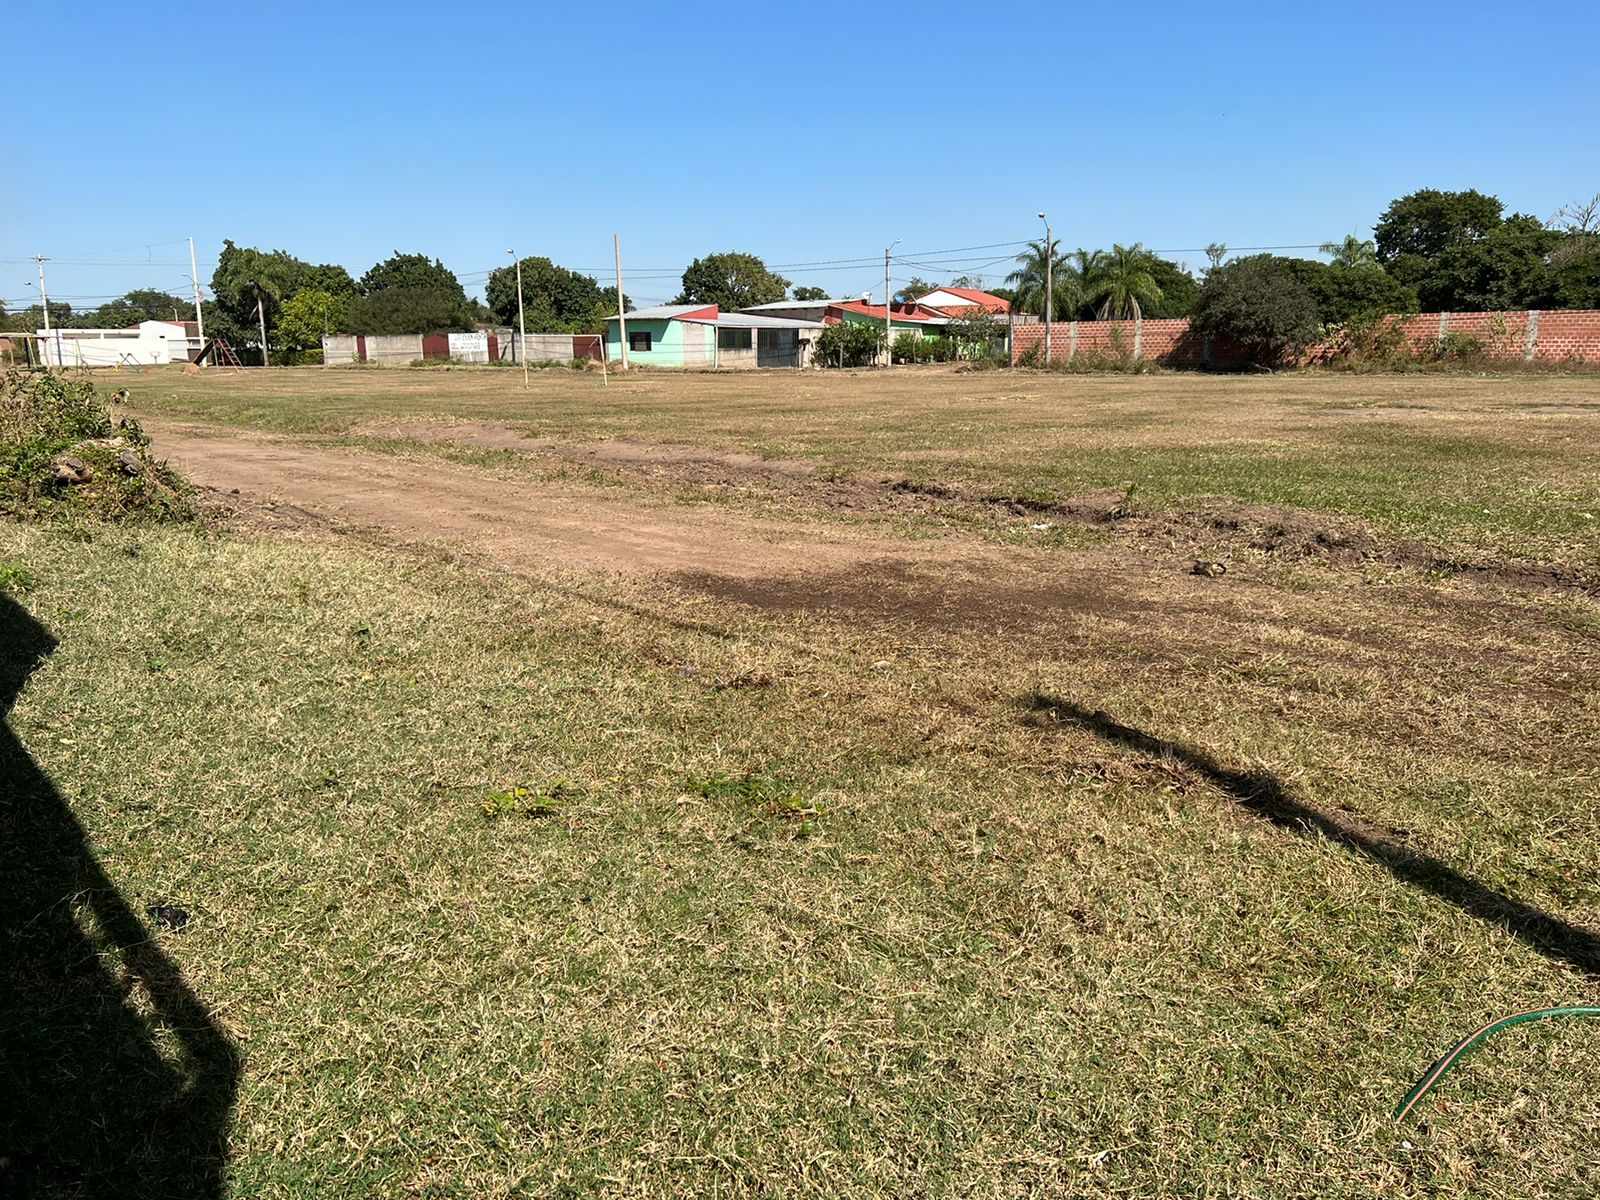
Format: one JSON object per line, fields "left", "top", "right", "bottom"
{"left": 1069, "top": 320, "right": 1078, "bottom": 360}
{"left": 1134, "top": 314, "right": 1144, "bottom": 360}
{"left": 1523, "top": 310, "right": 1540, "bottom": 362}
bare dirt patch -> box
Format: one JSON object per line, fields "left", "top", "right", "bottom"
{"left": 150, "top": 422, "right": 958, "bottom": 581}
{"left": 673, "top": 555, "right": 1147, "bottom": 633}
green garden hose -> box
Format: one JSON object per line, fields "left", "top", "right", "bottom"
{"left": 1395, "top": 1006, "right": 1600, "bottom": 1121}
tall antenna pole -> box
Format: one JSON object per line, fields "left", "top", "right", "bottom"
{"left": 188, "top": 237, "right": 206, "bottom": 360}
{"left": 614, "top": 234, "right": 628, "bottom": 371}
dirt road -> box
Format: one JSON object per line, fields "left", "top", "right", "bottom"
{"left": 147, "top": 420, "right": 1008, "bottom": 580}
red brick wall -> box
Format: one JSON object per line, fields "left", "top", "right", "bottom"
{"left": 1010, "top": 309, "right": 1600, "bottom": 367}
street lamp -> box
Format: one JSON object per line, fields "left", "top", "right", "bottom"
{"left": 507, "top": 249, "right": 528, "bottom": 390}
{"left": 1038, "top": 212, "right": 1052, "bottom": 366}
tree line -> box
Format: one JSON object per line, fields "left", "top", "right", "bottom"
{"left": 998, "top": 187, "right": 1600, "bottom": 334}
{"left": 5, "top": 187, "right": 1591, "bottom": 355}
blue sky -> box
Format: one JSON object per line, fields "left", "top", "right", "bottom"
{"left": 6, "top": 0, "right": 1596, "bottom": 311}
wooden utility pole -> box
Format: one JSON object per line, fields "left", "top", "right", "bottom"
{"left": 614, "top": 234, "right": 628, "bottom": 371}
{"left": 188, "top": 237, "right": 206, "bottom": 363}
{"left": 256, "top": 297, "right": 268, "bottom": 368}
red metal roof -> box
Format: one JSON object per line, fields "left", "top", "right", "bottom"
{"left": 828, "top": 301, "right": 948, "bottom": 323}
{"left": 923, "top": 286, "right": 1011, "bottom": 314}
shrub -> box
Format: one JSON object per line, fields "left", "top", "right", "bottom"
{"left": 1, "top": 369, "right": 193, "bottom": 523}
{"left": 1190, "top": 254, "right": 1321, "bottom": 368}
{"left": 1433, "top": 331, "right": 1486, "bottom": 362}
{"left": 1316, "top": 314, "right": 1418, "bottom": 371}
{"left": 891, "top": 331, "right": 921, "bottom": 364}
{"left": 815, "top": 321, "right": 884, "bottom": 368}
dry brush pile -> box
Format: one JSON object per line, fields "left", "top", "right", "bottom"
{"left": 1, "top": 369, "right": 193, "bottom": 524}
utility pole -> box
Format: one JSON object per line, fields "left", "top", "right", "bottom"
{"left": 35, "top": 256, "right": 61, "bottom": 366}
{"left": 614, "top": 234, "right": 628, "bottom": 371}
{"left": 256, "top": 296, "right": 268, "bottom": 368}
{"left": 188, "top": 237, "right": 206, "bottom": 363}
{"left": 884, "top": 240, "right": 900, "bottom": 367}
{"left": 508, "top": 249, "right": 529, "bottom": 389}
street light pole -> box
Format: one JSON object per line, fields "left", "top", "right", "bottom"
{"left": 1038, "top": 213, "right": 1052, "bottom": 366}
{"left": 35, "top": 256, "right": 61, "bottom": 366}
{"left": 508, "top": 249, "right": 529, "bottom": 390}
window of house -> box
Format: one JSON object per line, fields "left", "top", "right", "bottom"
{"left": 628, "top": 331, "right": 652, "bottom": 352}
{"left": 718, "top": 329, "right": 752, "bottom": 350}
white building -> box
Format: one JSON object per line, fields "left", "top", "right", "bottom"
{"left": 35, "top": 320, "right": 201, "bottom": 367}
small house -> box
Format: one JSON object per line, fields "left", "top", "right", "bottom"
{"left": 603, "top": 304, "right": 822, "bottom": 369}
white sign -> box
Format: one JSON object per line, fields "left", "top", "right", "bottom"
{"left": 448, "top": 332, "right": 488, "bottom": 357}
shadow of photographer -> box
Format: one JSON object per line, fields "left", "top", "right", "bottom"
{"left": 2, "top": 592, "right": 238, "bottom": 1197}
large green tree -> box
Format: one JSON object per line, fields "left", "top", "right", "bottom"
{"left": 1280, "top": 258, "right": 1417, "bottom": 325}
{"left": 1190, "top": 254, "right": 1321, "bottom": 366}
{"left": 674, "top": 252, "right": 790, "bottom": 311}
{"left": 1143, "top": 258, "right": 1199, "bottom": 318}
{"left": 485, "top": 257, "right": 624, "bottom": 333}
{"left": 210, "top": 240, "right": 355, "bottom": 347}
{"left": 277, "top": 289, "right": 346, "bottom": 350}
{"left": 1375, "top": 189, "right": 1504, "bottom": 265}
{"left": 359, "top": 252, "right": 466, "bottom": 300}
{"left": 1422, "top": 214, "right": 1559, "bottom": 311}
{"left": 343, "top": 251, "right": 474, "bottom": 334}
{"left": 791, "top": 286, "right": 829, "bottom": 301}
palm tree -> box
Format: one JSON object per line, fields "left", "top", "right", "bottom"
{"left": 1086, "top": 243, "right": 1163, "bottom": 320}
{"left": 1006, "top": 238, "right": 1062, "bottom": 318}
{"left": 1067, "top": 248, "right": 1105, "bottom": 316}
{"left": 1006, "top": 239, "right": 1091, "bottom": 319}
{"left": 1320, "top": 234, "right": 1378, "bottom": 269}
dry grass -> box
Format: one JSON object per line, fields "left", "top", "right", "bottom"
{"left": 4, "top": 364, "right": 1600, "bottom": 1197}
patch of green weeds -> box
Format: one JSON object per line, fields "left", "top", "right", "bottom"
{"left": 0, "top": 559, "right": 36, "bottom": 592}
{"left": 481, "top": 780, "right": 581, "bottom": 819}
{"left": 691, "top": 770, "right": 826, "bottom": 834}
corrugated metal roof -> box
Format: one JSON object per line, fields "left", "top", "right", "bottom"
{"left": 736, "top": 299, "right": 860, "bottom": 312}
{"left": 606, "top": 304, "right": 718, "bottom": 322}
{"left": 715, "top": 313, "right": 823, "bottom": 329}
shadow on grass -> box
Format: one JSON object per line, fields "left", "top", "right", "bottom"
{"left": 1, "top": 593, "right": 238, "bottom": 1197}
{"left": 1027, "top": 692, "right": 1600, "bottom": 980}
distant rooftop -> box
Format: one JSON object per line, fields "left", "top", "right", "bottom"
{"left": 737, "top": 299, "right": 861, "bottom": 312}
{"left": 606, "top": 303, "right": 718, "bottom": 322}
{"left": 714, "top": 312, "right": 823, "bottom": 329}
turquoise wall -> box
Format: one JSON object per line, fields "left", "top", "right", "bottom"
{"left": 603, "top": 319, "right": 715, "bottom": 368}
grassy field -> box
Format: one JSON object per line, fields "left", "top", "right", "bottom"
{"left": 130, "top": 364, "right": 1600, "bottom": 567}
{"left": 4, "top": 364, "right": 1600, "bottom": 1197}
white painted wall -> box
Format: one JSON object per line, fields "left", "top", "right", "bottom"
{"left": 34, "top": 320, "right": 191, "bottom": 367}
